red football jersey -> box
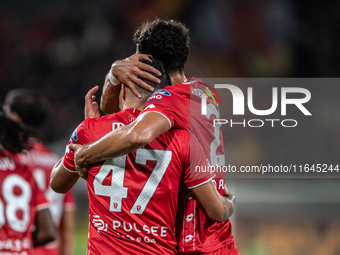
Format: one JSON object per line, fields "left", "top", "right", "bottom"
{"left": 62, "top": 108, "right": 212, "bottom": 255}
{"left": 141, "top": 77, "right": 236, "bottom": 253}
{"left": 0, "top": 149, "right": 49, "bottom": 255}
{"left": 17, "top": 142, "right": 76, "bottom": 255}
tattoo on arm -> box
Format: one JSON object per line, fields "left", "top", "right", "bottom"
{"left": 222, "top": 197, "right": 234, "bottom": 221}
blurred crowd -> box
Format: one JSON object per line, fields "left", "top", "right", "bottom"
{"left": 0, "top": 0, "right": 340, "bottom": 148}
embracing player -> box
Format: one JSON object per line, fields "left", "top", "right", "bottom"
{"left": 0, "top": 112, "right": 56, "bottom": 255}
{"left": 50, "top": 58, "right": 234, "bottom": 254}
{"left": 71, "top": 19, "right": 239, "bottom": 254}
{"left": 3, "top": 89, "right": 76, "bottom": 255}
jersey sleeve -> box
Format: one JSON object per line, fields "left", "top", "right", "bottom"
{"left": 183, "top": 133, "right": 215, "bottom": 189}
{"left": 62, "top": 121, "right": 87, "bottom": 173}
{"left": 140, "top": 87, "right": 188, "bottom": 129}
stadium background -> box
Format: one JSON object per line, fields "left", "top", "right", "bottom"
{"left": 1, "top": 0, "right": 340, "bottom": 254}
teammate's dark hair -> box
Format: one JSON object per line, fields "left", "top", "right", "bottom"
{"left": 133, "top": 19, "right": 190, "bottom": 74}
{"left": 135, "top": 57, "right": 169, "bottom": 98}
{"left": 4, "top": 89, "right": 48, "bottom": 129}
{"left": 0, "top": 111, "right": 29, "bottom": 153}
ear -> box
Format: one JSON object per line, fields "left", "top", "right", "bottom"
{"left": 120, "top": 83, "right": 126, "bottom": 100}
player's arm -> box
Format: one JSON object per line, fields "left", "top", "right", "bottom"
{"left": 58, "top": 210, "right": 75, "bottom": 255}
{"left": 70, "top": 111, "right": 170, "bottom": 178}
{"left": 32, "top": 208, "right": 56, "bottom": 247}
{"left": 100, "top": 72, "right": 120, "bottom": 114}
{"left": 192, "top": 181, "right": 236, "bottom": 223}
{"left": 100, "top": 53, "right": 161, "bottom": 114}
{"left": 50, "top": 158, "right": 80, "bottom": 193}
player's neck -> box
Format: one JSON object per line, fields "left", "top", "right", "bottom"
{"left": 169, "top": 72, "right": 187, "bottom": 85}
{"left": 121, "top": 100, "right": 146, "bottom": 112}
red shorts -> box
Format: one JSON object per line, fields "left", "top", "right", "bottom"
{"left": 178, "top": 240, "right": 239, "bottom": 255}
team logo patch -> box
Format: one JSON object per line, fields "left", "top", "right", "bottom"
{"left": 152, "top": 89, "right": 171, "bottom": 96}
{"left": 71, "top": 128, "right": 78, "bottom": 141}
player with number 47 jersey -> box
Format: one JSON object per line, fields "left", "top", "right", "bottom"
{"left": 60, "top": 107, "right": 213, "bottom": 255}
{"left": 51, "top": 57, "right": 233, "bottom": 254}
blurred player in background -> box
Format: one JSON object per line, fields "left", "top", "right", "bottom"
{"left": 0, "top": 112, "right": 56, "bottom": 254}
{"left": 71, "top": 19, "right": 239, "bottom": 254}
{"left": 50, "top": 58, "right": 234, "bottom": 254}
{"left": 3, "top": 89, "right": 76, "bottom": 255}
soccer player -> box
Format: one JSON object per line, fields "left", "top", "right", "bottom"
{"left": 0, "top": 112, "right": 56, "bottom": 254}
{"left": 50, "top": 57, "right": 234, "bottom": 254}
{"left": 3, "top": 89, "right": 76, "bottom": 255}
{"left": 71, "top": 19, "right": 239, "bottom": 254}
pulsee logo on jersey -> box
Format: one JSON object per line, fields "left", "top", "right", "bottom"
{"left": 199, "top": 80, "right": 312, "bottom": 128}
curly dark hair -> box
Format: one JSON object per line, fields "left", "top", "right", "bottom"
{"left": 4, "top": 89, "right": 48, "bottom": 129}
{"left": 0, "top": 111, "right": 29, "bottom": 153}
{"left": 133, "top": 19, "right": 190, "bottom": 74}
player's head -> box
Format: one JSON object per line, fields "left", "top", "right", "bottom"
{"left": 133, "top": 19, "right": 190, "bottom": 75}
{"left": 0, "top": 111, "right": 29, "bottom": 153}
{"left": 3, "top": 88, "right": 48, "bottom": 129}
{"left": 119, "top": 57, "right": 169, "bottom": 110}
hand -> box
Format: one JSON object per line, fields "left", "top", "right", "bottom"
{"left": 69, "top": 143, "right": 89, "bottom": 179}
{"left": 85, "top": 86, "right": 100, "bottom": 118}
{"left": 110, "top": 53, "right": 161, "bottom": 98}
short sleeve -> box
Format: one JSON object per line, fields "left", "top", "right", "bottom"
{"left": 62, "top": 121, "right": 87, "bottom": 173}
{"left": 140, "top": 86, "right": 189, "bottom": 130}
{"left": 183, "top": 133, "right": 215, "bottom": 189}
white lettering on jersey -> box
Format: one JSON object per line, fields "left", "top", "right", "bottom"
{"left": 0, "top": 238, "right": 30, "bottom": 251}
{"left": 109, "top": 219, "right": 169, "bottom": 239}
{"left": 1, "top": 175, "right": 31, "bottom": 232}
{"left": 134, "top": 223, "right": 141, "bottom": 232}
{"left": 185, "top": 235, "right": 193, "bottom": 243}
{"left": 112, "top": 122, "right": 125, "bottom": 130}
{"left": 186, "top": 214, "right": 193, "bottom": 222}
{"left": 148, "top": 95, "right": 163, "bottom": 101}
{"left": 218, "top": 179, "right": 224, "bottom": 190}
{"left": 160, "top": 227, "right": 168, "bottom": 237}
{"left": 0, "top": 158, "right": 15, "bottom": 171}
{"left": 123, "top": 222, "right": 132, "bottom": 232}
{"left": 113, "top": 221, "right": 121, "bottom": 230}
